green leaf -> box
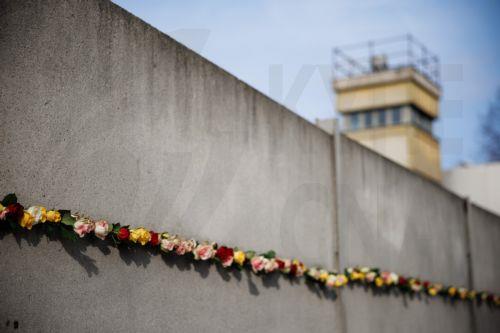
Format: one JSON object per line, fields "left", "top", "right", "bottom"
{"left": 60, "top": 210, "right": 75, "bottom": 227}
{"left": 262, "top": 250, "right": 276, "bottom": 259}
{"left": 245, "top": 250, "right": 256, "bottom": 259}
{"left": 1, "top": 193, "right": 17, "bottom": 206}
{"left": 112, "top": 224, "right": 121, "bottom": 234}
{"left": 60, "top": 226, "right": 78, "bottom": 241}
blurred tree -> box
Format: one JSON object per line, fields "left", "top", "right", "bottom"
{"left": 481, "top": 87, "right": 500, "bottom": 162}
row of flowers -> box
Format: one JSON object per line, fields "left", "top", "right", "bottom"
{"left": 0, "top": 193, "right": 499, "bottom": 307}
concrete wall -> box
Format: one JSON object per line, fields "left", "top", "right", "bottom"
{"left": 0, "top": 0, "right": 340, "bottom": 332}
{"left": 0, "top": 0, "right": 499, "bottom": 332}
{"left": 339, "top": 136, "right": 473, "bottom": 333}
{"left": 469, "top": 204, "right": 500, "bottom": 333}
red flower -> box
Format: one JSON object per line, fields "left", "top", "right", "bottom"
{"left": 117, "top": 227, "right": 130, "bottom": 241}
{"left": 150, "top": 232, "right": 160, "bottom": 246}
{"left": 276, "top": 259, "right": 285, "bottom": 270}
{"left": 399, "top": 276, "right": 407, "bottom": 286}
{"left": 423, "top": 281, "right": 430, "bottom": 289}
{"left": 290, "top": 263, "right": 298, "bottom": 276}
{"left": 0, "top": 203, "right": 24, "bottom": 222}
{"left": 215, "top": 246, "right": 234, "bottom": 267}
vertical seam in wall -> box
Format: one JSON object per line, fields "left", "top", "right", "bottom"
{"left": 333, "top": 128, "right": 347, "bottom": 333}
{"left": 463, "top": 198, "right": 477, "bottom": 333}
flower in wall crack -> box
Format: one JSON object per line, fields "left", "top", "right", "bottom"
{"left": 27, "top": 206, "right": 47, "bottom": 224}
{"left": 150, "top": 231, "right": 160, "bottom": 247}
{"left": 117, "top": 227, "right": 130, "bottom": 241}
{"left": 458, "top": 287, "right": 468, "bottom": 300}
{"left": 335, "top": 274, "right": 348, "bottom": 287}
{"left": 160, "top": 235, "right": 179, "bottom": 252}
{"left": 409, "top": 279, "right": 422, "bottom": 293}
{"left": 290, "top": 260, "right": 306, "bottom": 277}
{"left": 20, "top": 211, "right": 35, "bottom": 230}
{"left": 276, "top": 258, "right": 291, "bottom": 274}
{"left": 264, "top": 258, "right": 279, "bottom": 273}
{"left": 0, "top": 203, "right": 24, "bottom": 222}
{"left": 380, "top": 271, "right": 398, "bottom": 286}
{"left": 215, "top": 246, "right": 234, "bottom": 268}
{"left": 176, "top": 239, "right": 196, "bottom": 255}
{"left": 129, "top": 227, "right": 151, "bottom": 245}
{"left": 307, "top": 267, "right": 321, "bottom": 280}
{"left": 233, "top": 250, "right": 246, "bottom": 266}
{"left": 94, "top": 220, "right": 111, "bottom": 240}
{"left": 250, "top": 256, "right": 266, "bottom": 273}
{"left": 193, "top": 243, "right": 215, "bottom": 261}
{"left": 325, "top": 274, "right": 337, "bottom": 288}
{"left": 365, "top": 271, "right": 377, "bottom": 283}
{"left": 74, "top": 217, "right": 95, "bottom": 237}
{"left": 46, "top": 210, "right": 61, "bottom": 223}
{"left": 319, "top": 269, "right": 329, "bottom": 282}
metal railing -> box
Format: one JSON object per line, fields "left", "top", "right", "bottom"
{"left": 332, "top": 34, "right": 440, "bottom": 87}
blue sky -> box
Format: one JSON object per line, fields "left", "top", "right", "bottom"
{"left": 113, "top": 0, "right": 500, "bottom": 169}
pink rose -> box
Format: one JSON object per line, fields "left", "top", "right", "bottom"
{"left": 251, "top": 256, "right": 266, "bottom": 273}
{"left": 73, "top": 218, "right": 95, "bottom": 238}
{"left": 193, "top": 244, "right": 214, "bottom": 260}
{"left": 94, "top": 220, "right": 111, "bottom": 240}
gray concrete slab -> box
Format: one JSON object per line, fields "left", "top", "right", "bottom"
{"left": 469, "top": 204, "right": 500, "bottom": 333}
{"left": 339, "top": 136, "right": 474, "bottom": 332}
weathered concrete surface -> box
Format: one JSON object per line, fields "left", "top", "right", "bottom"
{"left": 469, "top": 204, "right": 500, "bottom": 333}
{"left": 0, "top": 0, "right": 340, "bottom": 332}
{"left": 0, "top": 0, "right": 336, "bottom": 269}
{"left": 339, "top": 136, "right": 473, "bottom": 333}
{"left": 0, "top": 230, "right": 340, "bottom": 332}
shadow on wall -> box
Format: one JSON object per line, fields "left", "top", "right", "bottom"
{"left": 0, "top": 225, "right": 490, "bottom": 312}
{"left": 0, "top": 224, "right": 338, "bottom": 301}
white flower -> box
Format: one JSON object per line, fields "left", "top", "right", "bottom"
{"left": 27, "top": 206, "right": 47, "bottom": 224}
{"left": 94, "top": 220, "right": 111, "bottom": 240}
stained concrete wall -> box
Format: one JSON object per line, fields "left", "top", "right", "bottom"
{"left": 0, "top": 0, "right": 340, "bottom": 332}
{"left": 1, "top": 0, "right": 500, "bottom": 332}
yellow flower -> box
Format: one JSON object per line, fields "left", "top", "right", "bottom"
{"left": 375, "top": 277, "right": 384, "bottom": 288}
{"left": 335, "top": 274, "right": 348, "bottom": 287}
{"left": 448, "top": 287, "right": 457, "bottom": 297}
{"left": 428, "top": 288, "right": 438, "bottom": 296}
{"left": 233, "top": 250, "right": 246, "bottom": 266}
{"left": 46, "top": 210, "right": 61, "bottom": 223}
{"left": 351, "top": 271, "right": 363, "bottom": 281}
{"left": 19, "top": 211, "right": 35, "bottom": 230}
{"left": 129, "top": 227, "right": 151, "bottom": 245}
{"left": 0, "top": 203, "right": 4, "bottom": 212}
{"left": 468, "top": 290, "right": 476, "bottom": 300}
{"left": 458, "top": 288, "right": 468, "bottom": 300}
{"left": 319, "top": 270, "right": 329, "bottom": 282}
